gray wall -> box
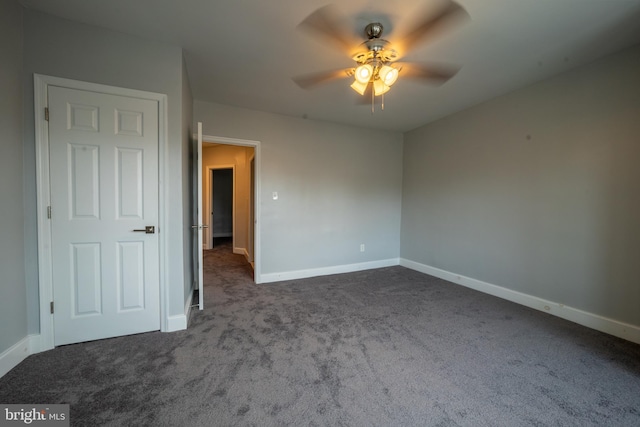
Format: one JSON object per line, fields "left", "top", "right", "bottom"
{"left": 401, "top": 44, "right": 640, "bottom": 327}
{"left": 22, "top": 10, "right": 191, "bottom": 326}
{"left": 0, "top": 0, "right": 27, "bottom": 354}
{"left": 194, "top": 101, "right": 403, "bottom": 276}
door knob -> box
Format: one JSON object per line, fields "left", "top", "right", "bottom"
{"left": 133, "top": 226, "right": 155, "bottom": 234}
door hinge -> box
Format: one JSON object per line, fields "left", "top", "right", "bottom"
{"left": 50, "top": 301, "right": 54, "bottom": 314}
{"left": 47, "top": 206, "right": 52, "bottom": 219}
{"left": 45, "top": 107, "right": 49, "bottom": 121}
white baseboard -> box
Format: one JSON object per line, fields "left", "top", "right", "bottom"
{"left": 166, "top": 292, "right": 192, "bottom": 332}
{"left": 261, "top": 258, "right": 400, "bottom": 284}
{"left": 241, "top": 249, "right": 256, "bottom": 270}
{"left": 0, "top": 335, "right": 40, "bottom": 379}
{"left": 27, "top": 334, "right": 44, "bottom": 355}
{"left": 400, "top": 258, "right": 640, "bottom": 345}
{"left": 166, "top": 314, "right": 188, "bottom": 332}
{"left": 233, "top": 247, "right": 245, "bottom": 255}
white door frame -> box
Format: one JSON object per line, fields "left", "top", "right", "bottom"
{"left": 248, "top": 153, "right": 256, "bottom": 265}
{"left": 198, "top": 134, "right": 262, "bottom": 284}
{"left": 206, "top": 165, "right": 236, "bottom": 250}
{"left": 34, "top": 74, "right": 169, "bottom": 351}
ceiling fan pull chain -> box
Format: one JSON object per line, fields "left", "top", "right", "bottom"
{"left": 371, "top": 84, "right": 375, "bottom": 114}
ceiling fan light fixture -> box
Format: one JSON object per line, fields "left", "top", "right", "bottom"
{"left": 379, "top": 65, "right": 399, "bottom": 86}
{"left": 373, "top": 79, "right": 390, "bottom": 96}
{"left": 354, "top": 64, "right": 373, "bottom": 84}
{"left": 350, "top": 80, "right": 368, "bottom": 95}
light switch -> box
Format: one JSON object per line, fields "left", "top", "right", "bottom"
{"left": 272, "top": 191, "right": 278, "bottom": 200}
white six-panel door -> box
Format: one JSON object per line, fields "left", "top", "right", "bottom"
{"left": 195, "top": 122, "right": 204, "bottom": 310}
{"left": 48, "top": 85, "right": 160, "bottom": 345}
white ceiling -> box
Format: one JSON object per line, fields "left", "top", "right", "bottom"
{"left": 20, "top": 0, "right": 640, "bottom": 132}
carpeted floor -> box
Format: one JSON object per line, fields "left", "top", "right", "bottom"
{"left": 1, "top": 242, "right": 639, "bottom": 426}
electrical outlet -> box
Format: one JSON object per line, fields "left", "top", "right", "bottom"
{"left": 360, "top": 244, "right": 365, "bottom": 252}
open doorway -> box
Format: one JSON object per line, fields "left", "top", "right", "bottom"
{"left": 211, "top": 167, "right": 234, "bottom": 248}
{"left": 201, "top": 141, "right": 257, "bottom": 285}
{"left": 191, "top": 129, "right": 261, "bottom": 313}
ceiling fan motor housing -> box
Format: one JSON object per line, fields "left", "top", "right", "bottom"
{"left": 352, "top": 38, "right": 397, "bottom": 64}
{"left": 365, "top": 22, "right": 384, "bottom": 39}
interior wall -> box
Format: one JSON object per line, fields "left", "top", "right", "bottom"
{"left": 0, "top": 0, "right": 27, "bottom": 355}
{"left": 22, "top": 9, "right": 190, "bottom": 325}
{"left": 202, "top": 145, "right": 253, "bottom": 253}
{"left": 401, "top": 44, "right": 640, "bottom": 327}
{"left": 194, "top": 101, "right": 404, "bottom": 276}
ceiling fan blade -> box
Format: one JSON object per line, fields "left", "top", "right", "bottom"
{"left": 292, "top": 68, "right": 354, "bottom": 89}
{"left": 396, "top": 62, "right": 461, "bottom": 85}
{"left": 297, "top": 5, "right": 358, "bottom": 53}
{"left": 396, "top": 0, "right": 469, "bottom": 55}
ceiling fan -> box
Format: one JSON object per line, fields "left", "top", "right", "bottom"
{"left": 293, "top": 0, "right": 469, "bottom": 109}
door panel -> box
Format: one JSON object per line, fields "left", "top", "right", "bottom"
{"left": 193, "top": 122, "right": 204, "bottom": 310}
{"left": 117, "top": 241, "right": 145, "bottom": 310}
{"left": 71, "top": 242, "right": 101, "bottom": 315}
{"left": 49, "top": 85, "right": 160, "bottom": 345}
{"left": 116, "top": 148, "right": 144, "bottom": 218}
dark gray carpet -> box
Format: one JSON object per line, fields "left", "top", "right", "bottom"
{"left": 1, "top": 242, "right": 639, "bottom": 426}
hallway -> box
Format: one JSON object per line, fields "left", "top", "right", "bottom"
{"left": 202, "top": 237, "right": 254, "bottom": 305}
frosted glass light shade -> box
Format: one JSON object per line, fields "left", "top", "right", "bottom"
{"left": 379, "top": 65, "right": 399, "bottom": 86}
{"left": 355, "top": 64, "right": 373, "bottom": 84}
{"left": 350, "top": 80, "right": 368, "bottom": 95}
{"left": 373, "top": 79, "right": 390, "bottom": 96}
